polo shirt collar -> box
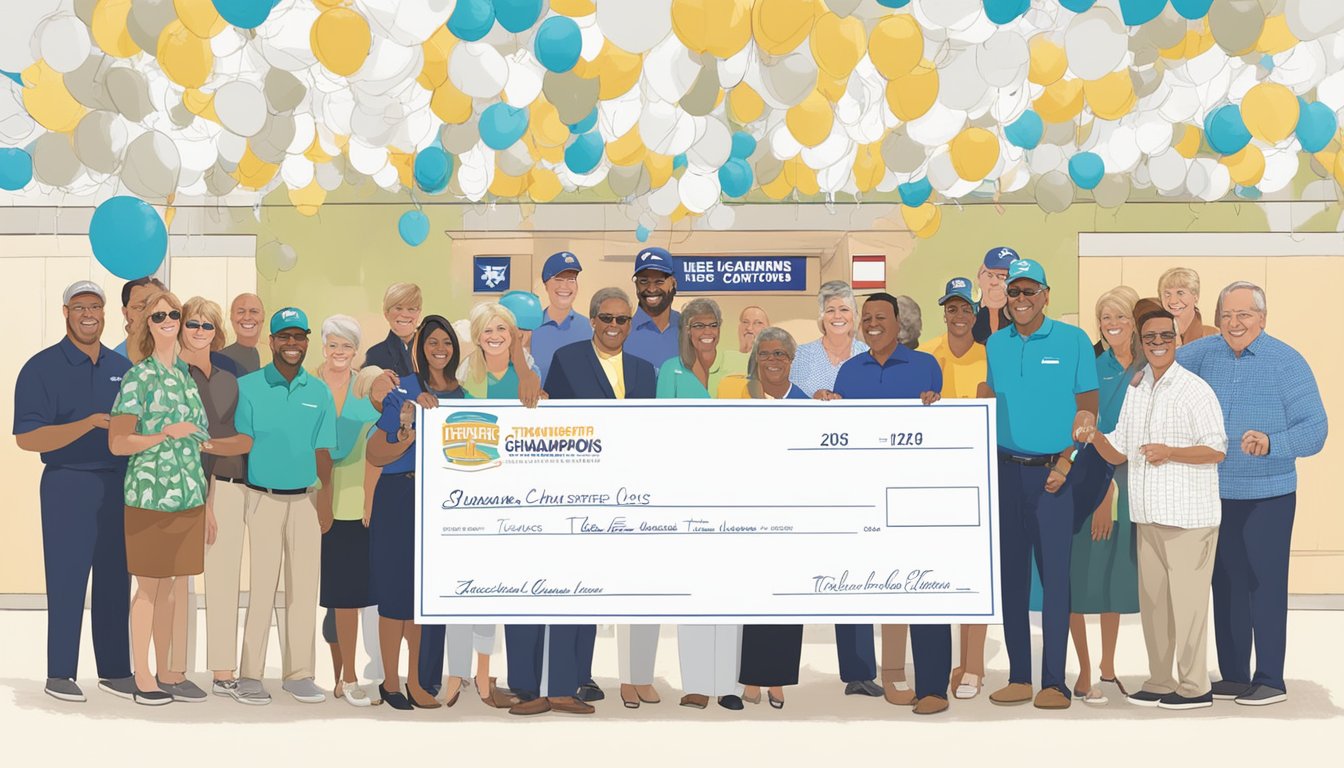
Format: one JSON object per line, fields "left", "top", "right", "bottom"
{"left": 264, "top": 363, "right": 312, "bottom": 390}
{"left": 1008, "top": 316, "right": 1056, "bottom": 340}
{"left": 861, "top": 342, "right": 913, "bottom": 368}
{"left": 633, "top": 306, "right": 676, "bottom": 332}
{"left": 542, "top": 307, "right": 579, "bottom": 329}
{"left": 1141, "top": 360, "right": 1186, "bottom": 391}
{"left": 59, "top": 335, "right": 111, "bottom": 367}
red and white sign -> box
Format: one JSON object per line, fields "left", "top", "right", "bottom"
{"left": 851, "top": 254, "right": 886, "bottom": 290}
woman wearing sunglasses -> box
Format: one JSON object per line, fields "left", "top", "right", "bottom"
{"left": 108, "top": 290, "right": 211, "bottom": 705}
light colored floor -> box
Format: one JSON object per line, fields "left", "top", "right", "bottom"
{"left": 3, "top": 608, "right": 1339, "bottom": 764}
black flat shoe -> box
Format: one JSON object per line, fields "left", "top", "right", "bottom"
{"left": 718, "top": 695, "right": 744, "bottom": 710}
{"left": 768, "top": 692, "right": 785, "bottom": 709}
{"left": 380, "top": 684, "right": 412, "bottom": 711}
{"left": 133, "top": 687, "right": 173, "bottom": 706}
{"left": 576, "top": 682, "right": 605, "bottom": 702}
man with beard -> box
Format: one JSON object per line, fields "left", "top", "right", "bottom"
{"left": 221, "top": 293, "right": 265, "bottom": 374}
{"left": 231, "top": 307, "right": 337, "bottom": 705}
{"left": 972, "top": 247, "right": 1016, "bottom": 344}
{"left": 15, "top": 281, "right": 136, "bottom": 703}
{"left": 626, "top": 247, "right": 681, "bottom": 369}
{"left": 530, "top": 251, "right": 592, "bottom": 383}
{"left": 979, "top": 259, "right": 1099, "bottom": 710}
{"left": 113, "top": 277, "right": 166, "bottom": 358}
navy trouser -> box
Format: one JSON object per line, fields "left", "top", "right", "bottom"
{"left": 504, "top": 624, "right": 543, "bottom": 696}
{"left": 417, "top": 624, "right": 446, "bottom": 691}
{"left": 41, "top": 467, "right": 131, "bottom": 680}
{"left": 1213, "top": 494, "right": 1295, "bottom": 692}
{"left": 503, "top": 624, "right": 595, "bottom": 697}
{"left": 835, "top": 625, "right": 877, "bottom": 682}
{"left": 999, "top": 459, "right": 1074, "bottom": 696}
{"left": 911, "top": 624, "right": 952, "bottom": 699}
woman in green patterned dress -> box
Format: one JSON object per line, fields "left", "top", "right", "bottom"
{"left": 109, "top": 289, "right": 211, "bottom": 706}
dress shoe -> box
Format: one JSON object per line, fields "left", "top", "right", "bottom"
{"left": 913, "top": 695, "right": 949, "bottom": 715}
{"left": 845, "top": 680, "right": 884, "bottom": 697}
{"left": 379, "top": 684, "right": 412, "bottom": 711}
{"left": 635, "top": 684, "right": 661, "bottom": 703}
{"left": 478, "top": 680, "right": 518, "bottom": 708}
{"left": 508, "top": 697, "right": 552, "bottom": 716}
{"left": 576, "top": 682, "right": 605, "bottom": 703}
{"left": 620, "top": 683, "right": 640, "bottom": 709}
{"left": 679, "top": 693, "right": 710, "bottom": 709}
{"left": 409, "top": 688, "right": 442, "bottom": 709}
{"left": 549, "top": 696, "right": 596, "bottom": 714}
{"left": 1034, "top": 688, "right": 1072, "bottom": 710}
{"left": 883, "top": 681, "right": 916, "bottom": 706}
{"left": 718, "top": 695, "right": 744, "bottom": 710}
{"left": 989, "top": 682, "right": 1033, "bottom": 706}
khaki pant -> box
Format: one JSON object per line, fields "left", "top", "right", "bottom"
{"left": 1137, "top": 523, "right": 1219, "bottom": 697}
{"left": 239, "top": 489, "right": 320, "bottom": 682}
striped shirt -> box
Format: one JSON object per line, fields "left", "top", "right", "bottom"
{"left": 1104, "top": 362, "right": 1226, "bottom": 528}
{"left": 1176, "top": 333, "right": 1327, "bottom": 500}
{"left": 789, "top": 337, "right": 867, "bottom": 397}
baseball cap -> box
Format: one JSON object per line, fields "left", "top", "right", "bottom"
{"left": 937, "top": 277, "right": 978, "bottom": 311}
{"left": 1006, "top": 258, "right": 1049, "bottom": 288}
{"left": 63, "top": 280, "right": 105, "bottom": 305}
{"left": 270, "top": 307, "right": 310, "bottom": 335}
{"left": 633, "top": 246, "right": 676, "bottom": 276}
{"left": 983, "top": 246, "right": 1019, "bottom": 271}
{"left": 541, "top": 251, "right": 583, "bottom": 282}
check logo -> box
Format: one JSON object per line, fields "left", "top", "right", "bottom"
{"left": 302, "top": 402, "right": 318, "bottom": 408}
{"left": 1041, "top": 356, "right": 1060, "bottom": 365}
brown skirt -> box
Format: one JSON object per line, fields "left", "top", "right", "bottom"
{"left": 124, "top": 504, "right": 206, "bottom": 578}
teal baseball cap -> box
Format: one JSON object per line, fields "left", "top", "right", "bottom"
{"left": 1006, "top": 258, "right": 1049, "bottom": 288}
{"left": 270, "top": 306, "right": 310, "bottom": 334}
{"left": 938, "top": 277, "right": 978, "bottom": 311}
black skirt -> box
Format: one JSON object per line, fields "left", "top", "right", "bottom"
{"left": 320, "top": 519, "right": 372, "bottom": 609}
{"left": 739, "top": 625, "right": 804, "bottom": 687}
{"left": 369, "top": 473, "right": 415, "bottom": 620}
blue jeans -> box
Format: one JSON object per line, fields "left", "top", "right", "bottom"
{"left": 1213, "top": 494, "right": 1295, "bottom": 691}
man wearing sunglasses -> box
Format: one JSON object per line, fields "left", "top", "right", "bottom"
{"left": 979, "top": 258, "right": 1099, "bottom": 710}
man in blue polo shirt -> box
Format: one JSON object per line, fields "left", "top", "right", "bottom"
{"left": 232, "top": 307, "right": 337, "bottom": 706}
{"left": 625, "top": 247, "right": 681, "bottom": 369}
{"left": 530, "top": 251, "right": 593, "bottom": 383}
{"left": 980, "top": 258, "right": 1099, "bottom": 710}
{"left": 831, "top": 292, "right": 949, "bottom": 713}
{"left": 14, "top": 281, "right": 136, "bottom": 703}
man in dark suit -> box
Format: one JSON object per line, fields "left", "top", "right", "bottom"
{"left": 509, "top": 287, "right": 655, "bottom": 716}
{"left": 360, "top": 282, "right": 421, "bottom": 375}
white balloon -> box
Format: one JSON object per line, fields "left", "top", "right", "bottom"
{"left": 456, "top": 141, "right": 494, "bottom": 201}
{"left": 1147, "top": 148, "right": 1189, "bottom": 192}
{"left": 757, "top": 52, "right": 818, "bottom": 110}
{"left": 212, "top": 27, "right": 249, "bottom": 58}
{"left": 357, "top": 0, "right": 455, "bottom": 46}
{"left": 288, "top": 113, "right": 316, "bottom": 154}
{"left": 1285, "top": 0, "right": 1344, "bottom": 42}
{"left": 503, "top": 51, "right": 545, "bottom": 108}
{"left": 977, "top": 31, "right": 1030, "bottom": 89}
{"left": 579, "top": 16, "right": 605, "bottom": 62}
{"left": 801, "top": 121, "right": 852, "bottom": 170}
{"left": 450, "top": 42, "right": 509, "bottom": 98}
{"left": 598, "top": 87, "right": 642, "bottom": 140}
{"left": 352, "top": 39, "right": 424, "bottom": 96}
{"left": 596, "top": 0, "right": 673, "bottom": 54}
{"left": 257, "top": 3, "right": 318, "bottom": 71}
{"left": 0, "top": 0, "right": 61, "bottom": 73}
{"left": 1195, "top": 159, "right": 1231, "bottom": 201}
{"left": 316, "top": 161, "right": 343, "bottom": 191}
{"left": 1157, "top": 83, "right": 1201, "bottom": 123}
{"left": 816, "top": 149, "right": 856, "bottom": 194}
{"left": 1318, "top": 69, "right": 1344, "bottom": 111}
{"left": 1258, "top": 145, "right": 1300, "bottom": 193}
{"left": 217, "top": 130, "right": 248, "bottom": 164}
{"left": 767, "top": 117, "right": 803, "bottom": 160}
{"left": 644, "top": 34, "right": 702, "bottom": 104}
{"left": 0, "top": 83, "right": 40, "bottom": 147}
{"left": 678, "top": 170, "right": 720, "bottom": 214}
{"left": 718, "top": 44, "right": 753, "bottom": 89}
{"left": 1269, "top": 41, "right": 1327, "bottom": 94}
{"left": 926, "top": 147, "right": 960, "bottom": 192}
{"left": 347, "top": 138, "right": 389, "bottom": 176}
{"left": 905, "top": 102, "right": 967, "bottom": 147}
{"left": 638, "top": 99, "right": 697, "bottom": 156}
{"left": 318, "top": 88, "right": 356, "bottom": 136}
{"left": 1135, "top": 113, "right": 1175, "bottom": 155}
{"left": 1065, "top": 8, "right": 1127, "bottom": 81}
{"left": 1101, "top": 124, "right": 1142, "bottom": 172}
{"left": 917, "top": 0, "right": 981, "bottom": 30}
{"left": 39, "top": 15, "right": 91, "bottom": 74}
{"left": 281, "top": 154, "right": 315, "bottom": 189}
{"left": 947, "top": 6, "right": 996, "bottom": 45}
{"left": 373, "top": 162, "right": 400, "bottom": 191}
{"left": 648, "top": 178, "right": 681, "bottom": 216}
{"left": 214, "top": 82, "right": 268, "bottom": 138}
{"left": 1027, "top": 144, "right": 1067, "bottom": 175}
{"left": 990, "top": 84, "right": 1032, "bottom": 124}
{"left": 938, "top": 50, "right": 989, "bottom": 112}
{"left": 705, "top": 202, "right": 736, "bottom": 231}
{"left": 687, "top": 117, "right": 731, "bottom": 172}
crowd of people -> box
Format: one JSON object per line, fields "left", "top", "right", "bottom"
{"left": 13, "top": 244, "right": 1326, "bottom": 716}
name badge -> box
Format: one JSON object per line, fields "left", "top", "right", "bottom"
{"left": 1040, "top": 356, "right": 1061, "bottom": 365}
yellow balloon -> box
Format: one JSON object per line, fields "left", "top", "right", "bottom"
{"left": 529, "top": 167, "right": 562, "bottom": 203}
{"left": 1221, "top": 144, "right": 1266, "bottom": 186}
{"left": 901, "top": 202, "right": 939, "bottom": 233}
{"left": 1174, "top": 124, "right": 1203, "bottom": 158}
{"left": 234, "top": 145, "right": 279, "bottom": 189}
{"left": 949, "top": 127, "right": 1000, "bottom": 182}
{"left": 1241, "top": 82, "right": 1299, "bottom": 144}
{"left": 490, "top": 169, "right": 528, "bottom": 198}
{"left": 157, "top": 21, "right": 213, "bottom": 89}
{"left": 312, "top": 0, "right": 344, "bottom": 8}
{"left": 645, "top": 153, "right": 673, "bottom": 188}
{"left": 672, "top": 0, "right": 752, "bottom": 58}
{"left": 1033, "top": 78, "right": 1084, "bottom": 124}
{"left": 786, "top": 90, "right": 832, "bottom": 148}
{"left": 182, "top": 88, "right": 220, "bottom": 123}
{"left": 1083, "top": 71, "right": 1136, "bottom": 121}
{"left": 1256, "top": 15, "right": 1298, "bottom": 55}
{"left": 752, "top": 0, "right": 820, "bottom": 57}
{"left": 606, "top": 127, "right": 648, "bottom": 166}
{"left": 388, "top": 151, "right": 415, "bottom": 189}
{"left": 596, "top": 43, "right": 644, "bottom": 100}
{"left": 551, "top": 0, "right": 596, "bottom": 16}
{"left": 869, "top": 14, "right": 923, "bottom": 79}
{"left": 884, "top": 63, "right": 938, "bottom": 122}
{"left": 418, "top": 26, "right": 455, "bottom": 90}
{"left": 852, "top": 142, "right": 884, "bottom": 193}
{"left": 729, "top": 83, "right": 765, "bottom": 123}
{"left": 784, "top": 157, "right": 818, "bottom": 196}
{"left": 760, "top": 169, "right": 793, "bottom": 199}
{"left": 811, "top": 12, "right": 866, "bottom": 79}
{"left": 1028, "top": 35, "right": 1066, "bottom": 86}
{"left": 289, "top": 178, "right": 327, "bottom": 216}
{"left": 174, "top": 0, "right": 228, "bottom": 38}
{"left": 92, "top": 0, "right": 142, "bottom": 58}
{"left": 431, "top": 81, "right": 472, "bottom": 124}
{"left": 526, "top": 98, "right": 565, "bottom": 149}
{"left": 816, "top": 72, "right": 848, "bottom": 102}
{"left": 914, "top": 205, "right": 942, "bottom": 239}
{"left": 311, "top": 8, "right": 372, "bottom": 77}
{"left": 21, "top": 62, "right": 87, "bottom": 133}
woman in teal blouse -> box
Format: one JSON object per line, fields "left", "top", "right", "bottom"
{"left": 655, "top": 298, "right": 744, "bottom": 399}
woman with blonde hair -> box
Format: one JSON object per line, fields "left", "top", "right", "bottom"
{"left": 791, "top": 280, "right": 867, "bottom": 399}
{"left": 1157, "top": 268, "right": 1216, "bottom": 345}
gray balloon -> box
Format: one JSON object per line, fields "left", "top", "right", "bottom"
{"left": 74, "top": 0, "right": 98, "bottom": 26}
{"left": 881, "top": 129, "right": 926, "bottom": 173}
{"left": 1043, "top": 120, "right": 1076, "bottom": 147}
{"left": 107, "top": 67, "right": 154, "bottom": 123}
{"left": 1139, "top": 8, "right": 1189, "bottom": 50}
{"left": 250, "top": 112, "right": 296, "bottom": 164}
{"left": 680, "top": 65, "right": 721, "bottom": 117}
{"left": 1130, "top": 66, "right": 1163, "bottom": 98}
{"left": 543, "top": 70, "right": 600, "bottom": 125}
{"left": 1210, "top": 0, "right": 1266, "bottom": 55}
{"left": 168, "top": 101, "right": 195, "bottom": 128}
{"left": 760, "top": 52, "right": 817, "bottom": 108}
{"left": 608, "top": 163, "right": 650, "bottom": 198}
{"left": 1129, "top": 36, "right": 1159, "bottom": 68}
{"left": 32, "top": 133, "right": 84, "bottom": 187}
{"left": 828, "top": 0, "right": 863, "bottom": 17}
{"left": 439, "top": 118, "right": 481, "bottom": 154}
{"left": 1035, "top": 170, "right": 1074, "bottom": 214}
{"left": 754, "top": 153, "right": 784, "bottom": 186}
{"left": 1092, "top": 174, "right": 1130, "bottom": 208}
{"left": 73, "top": 110, "right": 128, "bottom": 174}
{"left": 65, "top": 54, "right": 117, "bottom": 112}
{"left": 264, "top": 69, "right": 307, "bottom": 114}
{"left": 205, "top": 163, "right": 239, "bottom": 195}
{"left": 1258, "top": 0, "right": 1284, "bottom": 13}
{"left": 122, "top": 131, "right": 182, "bottom": 200}
{"left": 315, "top": 160, "right": 343, "bottom": 191}
{"left": 496, "top": 142, "right": 533, "bottom": 176}
{"left": 128, "top": 0, "right": 177, "bottom": 53}
{"left": 1285, "top": 0, "right": 1344, "bottom": 41}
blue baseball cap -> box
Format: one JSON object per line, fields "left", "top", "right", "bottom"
{"left": 541, "top": 251, "right": 583, "bottom": 282}
{"left": 983, "top": 246, "right": 1019, "bottom": 271}
{"left": 1006, "top": 258, "right": 1049, "bottom": 288}
{"left": 938, "top": 277, "right": 978, "bottom": 311}
{"left": 270, "top": 306, "right": 310, "bottom": 335}
{"left": 633, "top": 246, "right": 676, "bottom": 276}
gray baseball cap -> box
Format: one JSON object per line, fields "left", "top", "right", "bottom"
{"left": 62, "top": 280, "right": 105, "bottom": 305}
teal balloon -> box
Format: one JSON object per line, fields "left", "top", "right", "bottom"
{"left": 1204, "top": 104, "right": 1251, "bottom": 155}
{"left": 718, "top": 158, "right": 753, "bottom": 198}
{"left": 1260, "top": 54, "right": 1274, "bottom": 71}
{"left": 212, "top": 0, "right": 279, "bottom": 29}
{"left": 1171, "top": 0, "right": 1213, "bottom": 19}
{"left": 1236, "top": 185, "right": 1262, "bottom": 200}
{"left": 876, "top": 0, "right": 912, "bottom": 7}
{"left": 1118, "top": 0, "right": 1167, "bottom": 25}
{"left": 1059, "top": 0, "right": 1096, "bottom": 11}
{"left": 535, "top": 16, "right": 582, "bottom": 73}
{"left": 448, "top": 0, "right": 496, "bottom": 42}
{"left": 983, "top": 0, "right": 1030, "bottom": 24}
{"left": 1068, "top": 152, "right": 1105, "bottom": 190}
{"left": 565, "top": 131, "right": 605, "bottom": 174}
{"left": 480, "top": 103, "right": 530, "bottom": 150}
{"left": 494, "top": 0, "right": 543, "bottom": 33}
{"left": 1295, "top": 99, "right": 1338, "bottom": 153}
{"left": 89, "top": 196, "right": 167, "bottom": 280}
{"left": 414, "top": 147, "right": 452, "bottom": 193}
{"left": 398, "top": 210, "right": 430, "bottom": 247}
{"left": 730, "top": 132, "right": 757, "bottom": 160}
{"left": 0, "top": 148, "right": 33, "bottom": 190}
{"left": 898, "top": 177, "right": 932, "bottom": 208}
{"left": 0, "top": 70, "right": 22, "bottom": 85}
{"left": 500, "top": 290, "right": 544, "bottom": 331}
{"left": 672, "top": 153, "right": 687, "bottom": 170}
{"left": 1005, "top": 110, "right": 1044, "bottom": 149}
{"left": 569, "top": 108, "right": 598, "bottom": 135}
{"left": 636, "top": 225, "right": 651, "bottom": 242}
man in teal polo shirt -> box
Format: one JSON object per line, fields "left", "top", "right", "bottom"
{"left": 232, "top": 307, "right": 337, "bottom": 706}
{"left": 979, "top": 259, "right": 1099, "bottom": 710}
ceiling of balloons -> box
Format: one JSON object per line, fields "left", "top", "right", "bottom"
{"left": 3, "top": 0, "right": 1344, "bottom": 255}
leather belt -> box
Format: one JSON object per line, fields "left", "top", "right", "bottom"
{"left": 213, "top": 476, "right": 246, "bottom": 485}
{"left": 998, "top": 451, "right": 1056, "bottom": 467}
{"left": 246, "top": 483, "right": 310, "bottom": 496}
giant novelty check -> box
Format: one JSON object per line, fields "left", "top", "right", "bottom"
{"left": 414, "top": 400, "right": 1000, "bottom": 624}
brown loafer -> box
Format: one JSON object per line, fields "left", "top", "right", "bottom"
{"left": 635, "top": 684, "right": 661, "bottom": 703}
{"left": 548, "top": 695, "right": 595, "bottom": 714}
{"left": 882, "top": 668, "right": 916, "bottom": 706}
{"left": 1034, "top": 688, "right": 1072, "bottom": 710}
{"left": 508, "top": 697, "right": 552, "bottom": 716}
{"left": 913, "top": 695, "right": 949, "bottom": 715}
{"left": 989, "top": 683, "right": 1033, "bottom": 705}
{"left": 479, "top": 683, "right": 518, "bottom": 709}
{"left": 679, "top": 693, "right": 709, "bottom": 709}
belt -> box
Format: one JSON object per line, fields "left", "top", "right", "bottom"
{"left": 213, "top": 476, "right": 246, "bottom": 485}
{"left": 998, "top": 451, "right": 1057, "bottom": 467}
{"left": 245, "top": 483, "right": 310, "bottom": 496}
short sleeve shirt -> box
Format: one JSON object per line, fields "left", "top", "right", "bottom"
{"left": 985, "top": 317, "right": 1099, "bottom": 455}
{"left": 832, "top": 344, "right": 943, "bottom": 399}
{"left": 626, "top": 308, "right": 681, "bottom": 370}
{"left": 531, "top": 309, "right": 593, "bottom": 383}
{"left": 921, "top": 333, "right": 987, "bottom": 400}
{"left": 13, "top": 337, "right": 131, "bottom": 470}
{"left": 220, "top": 343, "right": 261, "bottom": 375}
{"left": 186, "top": 358, "right": 243, "bottom": 480}
{"left": 110, "top": 356, "right": 210, "bottom": 512}
{"left": 656, "top": 354, "right": 735, "bottom": 399}
{"left": 235, "top": 365, "right": 337, "bottom": 490}
{"left": 327, "top": 376, "right": 381, "bottom": 520}
{"left": 790, "top": 337, "right": 868, "bottom": 397}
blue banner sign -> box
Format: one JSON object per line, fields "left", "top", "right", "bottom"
{"left": 675, "top": 256, "right": 807, "bottom": 292}
{"left": 473, "top": 256, "right": 511, "bottom": 293}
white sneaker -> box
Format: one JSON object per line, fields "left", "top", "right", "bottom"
{"left": 339, "top": 681, "right": 373, "bottom": 707}
{"left": 282, "top": 677, "right": 327, "bottom": 703}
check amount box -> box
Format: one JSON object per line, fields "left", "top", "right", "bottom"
{"left": 885, "top": 487, "right": 981, "bottom": 528}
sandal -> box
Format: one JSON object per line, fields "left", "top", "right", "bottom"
{"left": 1100, "top": 676, "right": 1129, "bottom": 697}
{"left": 742, "top": 686, "right": 762, "bottom": 705}
{"left": 620, "top": 683, "right": 640, "bottom": 709}
{"left": 1075, "top": 685, "right": 1108, "bottom": 705}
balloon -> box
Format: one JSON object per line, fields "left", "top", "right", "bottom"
{"left": 449, "top": 0, "right": 496, "bottom": 42}
{"left": 91, "top": 0, "right": 142, "bottom": 58}
{"left": 1083, "top": 71, "right": 1137, "bottom": 120}
{"left": 500, "top": 290, "right": 545, "bottom": 331}
{"left": 687, "top": 118, "right": 732, "bottom": 171}
{"left": 495, "top": 0, "right": 544, "bottom": 33}
{"left": 264, "top": 68, "right": 307, "bottom": 113}
{"left": 1171, "top": 0, "right": 1214, "bottom": 20}
{"left": 870, "top": 14, "right": 924, "bottom": 79}
{"left": 900, "top": 202, "right": 938, "bottom": 234}
{"left": 977, "top": 30, "right": 1030, "bottom": 89}
{"left": 1221, "top": 143, "right": 1265, "bottom": 186}
{"left": 1068, "top": 151, "right": 1105, "bottom": 189}
{"left": 452, "top": 42, "right": 510, "bottom": 98}
{"left": 40, "top": 14, "right": 93, "bottom": 74}
{"left": 73, "top": 111, "right": 129, "bottom": 173}
{"left": 1028, "top": 35, "right": 1067, "bottom": 86}
{"left": 876, "top": 0, "right": 911, "bottom": 6}
{"left": 21, "top": 61, "right": 89, "bottom": 133}
{"left": 1035, "top": 170, "right": 1075, "bottom": 213}
{"left": 636, "top": 224, "right": 651, "bottom": 242}
{"left": 311, "top": 8, "right": 372, "bottom": 77}
{"left": 480, "top": 103, "right": 530, "bottom": 150}
{"left": 1092, "top": 173, "right": 1130, "bottom": 208}
{"left": 1204, "top": 103, "right": 1251, "bottom": 154}
{"left": 570, "top": 108, "right": 599, "bottom": 135}
{"left": 1118, "top": 0, "right": 1165, "bottom": 25}
{"left": 898, "top": 176, "right": 932, "bottom": 207}
{"left": 678, "top": 169, "right": 720, "bottom": 213}
{"left": 751, "top": 0, "right": 818, "bottom": 57}
{"left": 810, "top": 12, "right": 866, "bottom": 79}
{"left": 759, "top": 52, "right": 818, "bottom": 109}
{"left": 885, "top": 65, "right": 940, "bottom": 121}
{"left": 536, "top": 16, "right": 583, "bottom": 73}
{"left": 786, "top": 91, "right": 833, "bottom": 148}
{"left": 983, "top": 0, "right": 1030, "bottom": 25}
{"left": 32, "top": 132, "right": 84, "bottom": 187}
{"left": 1065, "top": 8, "right": 1128, "bottom": 81}
{"left": 1209, "top": 0, "right": 1264, "bottom": 55}
{"left": 729, "top": 83, "right": 765, "bottom": 123}
{"left": 565, "top": 131, "right": 605, "bottom": 174}
{"left": 357, "top": 0, "right": 455, "bottom": 46}
{"left": 718, "top": 157, "right": 753, "bottom": 197}
{"left": 0, "top": 148, "right": 34, "bottom": 190}
{"left": 1284, "top": 0, "right": 1344, "bottom": 42}
{"left": 680, "top": 66, "right": 720, "bottom": 116}
{"left": 128, "top": 0, "right": 177, "bottom": 53}
{"left": 673, "top": 0, "right": 753, "bottom": 58}
{"left": 1059, "top": 0, "right": 1096, "bottom": 11}
{"left": 1295, "top": 100, "right": 1338, "bottom": 153}
{"left": 175, "top": 0, "right": 228, "bottom": 38}
{"left": 212, "top": 0, "right": 278, "bottom": 29}
{"left": 1240, "top": 83, "right": 1299, "bottom": 143}
{"left": 414, "top": 146, "right": 453, "bottom": 193}
{"left": 214, "top": 81, "right": 268, "bottom": 137}
{"left": 949, "top": 127, "right": 1000, "bottom": 182}
{"left": 596, "top": 0, "right": 673, "bottom": 54}
{"left": 1005, "top": 109, "right": 1044, "bottom": 149}
{"left": 399, "top": 210, "right": 431, "bottom": 246}
{"left": 731, "top": 131, "right": 757, "bottom": 160}
{"left": 157, "top": 20, "right": 213, "bottom": 88}
{"left": 89, "top": 196, "right": 167, "bottom": 279}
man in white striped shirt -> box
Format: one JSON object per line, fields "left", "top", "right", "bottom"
{"left": 1076, "top": 309, "right": 1227, "bottom": 711}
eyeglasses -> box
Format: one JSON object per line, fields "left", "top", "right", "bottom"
{"left": 548, "top": 275, "right": 578, "bottom": 285}
{"left": 149, "top": 310, "right": 181, "bottom": 323}
{"left": 755, "top": 350, "right": 792, "bottom": 361}
{"left": 1006, "top": 287, "right": 1045, "bottom": 298}
{"left": 68, "top": 303, "right": 104, "bottom": 314}
{"left": 185, "top": 320, "right": 215, "bottom": 331}
{"left": 595, "top": 313, "right": 632, "bottom": 325}
{"left": 273, "top": 331, "right": 309, "bottom": 342}
{"left": 1141, "top": 331, "right": 1178, "bottom": 344}
{"left": 689, "top": 322, "right": 720, "bottom": 330}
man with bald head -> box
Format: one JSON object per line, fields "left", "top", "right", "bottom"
{"left": 222, "top": 293, "right": 265, "bottom": 374}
